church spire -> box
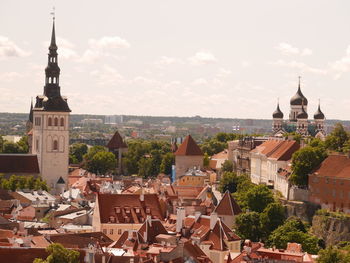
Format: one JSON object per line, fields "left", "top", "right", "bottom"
{"left": 44, "top": 15, "right": 61, "bottom": 98}
{"left": 28, "top": 99, "right": 33, "bottom": 123}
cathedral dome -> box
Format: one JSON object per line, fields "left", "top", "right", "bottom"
{"left": 314, "top": 104, "right": 325, "bottom": 120}
{"left": 272, "top": 103, "right": 283, "bottom": 118}
{"left": 290, "top": 79, "right": 308, "bottom": 106}
{"left": 296, "top": 105, "right": 308, "bottom": 119}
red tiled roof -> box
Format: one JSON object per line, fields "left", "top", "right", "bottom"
{"left": 48, "top": 232, "right": 113, "bottom": 248}
{"left": 107, "top": 130, "right": 127, "bottom": 150}
{"left": 175, "top": 135, "right": 203, "bottom": 156}
{"left": 97, "top": 193, "right": 164, "bottom": 224}
{"left": 0, "top": 154, "right": 39, "bottom": 173}
{"left": 312, "top": 154, "right": 350, "bottom": 179}
{"left": 251, "top": 140, "right": 299, "bottom": 161}
{"left": 214, "top": 191, "right": 242, "bottom": 216}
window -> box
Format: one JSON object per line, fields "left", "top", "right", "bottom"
{"left": 54, "top": 117, "right": 58, "bottom": 126}
{"left": 36, "top": 139, "right": 39, "bottom": 151}
{"left": 48, "top": 117, "right": 52, "bottom": 126}
{"left": 326, "top": 178, "right": 329, "bottom": 184}
{"left": 110, "top": 229, "right": 113, "bottom": 235}
{"left": 103, "top": 229, "right": 107, "bottom": 234}
{"left": 34, "top": 117, "right": 41, "bottom": 126}
{"left": 118, "top": 229, "right": 121, "bottom": 235}
{"left": 60, "top": 117, "right": 64, "bottom": 127}
{"left": 53, "top": 140, "right": 58, "bottom": 151}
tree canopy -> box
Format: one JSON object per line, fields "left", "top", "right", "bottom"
{"left": 290, "top": 145, "right": 327, "bottom": 186}
{"left": 325, "top": 123, "right": 349, "bottom": 153}
{"left": 83, "top": 146, "right": 116, "bottom": 174}
{"left": 0, "top": 175, "right": 48, "bottom": 191}
{"left": 69, "top": 143, "right": 88, "bottom": 164}
{"left": 267, "top": 217, "right": 320, "bottom": 254}
{"left": 33, "top": 243, "right": 80, "bottom": 263}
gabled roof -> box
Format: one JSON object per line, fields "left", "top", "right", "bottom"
{"left": 0, "top": 154, "right": 39, "bottom": 174}
{"left": 175, "top": 135, "right": 203, "bottom": 156}
{"left": 97, "top": 193, "right": 164, "bottom": 224}
{"left": 214, "top": 191, "right": 242, "bottom": 216}
{"left": 107, "top": 130, "right": 127, "bottom": 150}
{"left": 48, "top": 232, "right": 113, "bottom": 248}
{"left": 251, "top": 140, "right": 299, "bottom": 161}
{"left": 312, "top": 154, "right": 350, "bottom": 179}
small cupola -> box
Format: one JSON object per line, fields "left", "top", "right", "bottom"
{"left": 272, "top": 102, "right": 284, "bottom": 119}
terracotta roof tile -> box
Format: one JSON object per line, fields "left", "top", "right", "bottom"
{"left": 107, "top": 131, "right": 127, "bottom": 150}
{"left": 214, "top": 191, "right": 242, "bottom": 216}
{"left": 0, "top": 154, "right": 39, "bottom": 173}
{"left": 312, "top": 154, "right": 350, "bottom": 179}
{"left": 251, "top": 140, "right": 299, "bottom": 161}
{"left": 97, "top": 193, "right": 164, "bottom": 224}
{"left": 175, "top": 135, "right": 203, "bottom": 156}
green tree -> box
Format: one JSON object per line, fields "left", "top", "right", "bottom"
{"left": 0, "top": 135, "right": 4, "bottom": 152}
{"left": 33, "top": 243, "right": 80, "bottom": 263}
{"left": 260, "top": 202, "right": 286, "bottom": 235}
{"left": 221, "top": 160, "right": 233, "bottom": 172}
{"left": 267, "top": 217, "right": 320, "bottom": 254}
{"left": 235, "top": 212, "right": 263, "bottom": 242}
{"left": 86, "top": 151, "right": 116, "bottom": 174}
{"left": 138, "top": 157, "right": 153, "bottom": 178}
{"left": 201, "top": 139, "right": 227, "bottom": 155}
{"left": 219, "top": 172, "right": 238, "bottom": 193}
{"left": 290, "top": 146, "right": 327, "bottom": 186}
{"left": 317, "top": 246, "right": 350, "bottom": 263}
{"left": 325, "top": 123, "right": 349, "bottom": 152}
{"left": 203, "top": 152, "right": 210, "bottom": 168}
{"left": 160, "top": 152, "right": 174, "bottom": 175}
{"left": 3, "top": 141, "right": 21, "bottom": 153}
{"left": 17, "top": 136, "right": 29, "bottom": 153}
{"left": 245, "top": 184, "right": 274, "bottom": 213}
{"left": 69, "top": 143, "right": 88, "bottom": 164}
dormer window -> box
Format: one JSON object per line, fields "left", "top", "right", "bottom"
{"left": 114, "top": 207, "right": 121, "bottom": 213}
{"left": 135, "top": 208, "right": 140, "bottom": 214}
{"left": 109, "top": 216, "right": 116, "bottom": 223}
{"left": 125, "top": 207, "right": 131, "bottom": 214}
{"left": 145, "top": 207, "right": 151, "bottom": 214}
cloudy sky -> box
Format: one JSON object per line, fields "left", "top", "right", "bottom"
{"left": 1, "top": 0, "right": 350, "bottom": 119}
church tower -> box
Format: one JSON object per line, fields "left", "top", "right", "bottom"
{"left": 289, "top": 77, "right": 308, "bottom": 122}
{"left": 272, "top": 100, "right": 284, "bottom": 133}
{"left": 314, "top": 101, "right": 326, "bottom": 137}
{"left": 31, "top": 17, "right": 71, "bottom": 190}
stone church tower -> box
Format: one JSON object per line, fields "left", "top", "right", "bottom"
{"left": 31, "top": 18, "right": 71, "bottom": 190}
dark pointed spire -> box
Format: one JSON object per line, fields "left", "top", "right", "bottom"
{"left": 291, "top": 76, "right": 308, "bottom": 106}
{"left": 28, "top": 99, "right": 33, "bottom": 123}
{"left": 49, "top": 19, "right": 57, "bottom": 51}
{"left": 297, "top": 99, "right": 308, "bottom": 119}
{"left": 314, "top": 99, "right": 325, "bottom": 120}
{"left": 272, "top": 99, "right": 284, "bottom": 119}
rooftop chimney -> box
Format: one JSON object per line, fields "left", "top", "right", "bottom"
{"left": 140, "top": 188, "right": 144, "bottom": 202}
{"left": 176, "top": 207, "right": 186, "bottom": 233}
{"left": 210, "top": 212, "right": 218, "bottom": 230}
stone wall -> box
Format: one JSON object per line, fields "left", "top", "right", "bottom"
{"left": 312, "top": 212, "right": 350, "bottom": 246}
{"left": 280, "top": 199, "right": 320, "bottom": 223}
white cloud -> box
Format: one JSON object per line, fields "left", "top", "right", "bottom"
{"left": 43, "top": 37, "right": 77, "bottom": 59}
{"left": 241, "top": 61, "right": 251, "bottom": 68}
{"left": 189, "top": 50, "right": 217, "bottom": 65}
{"left": 329, "top": 45, "right": 350, "bottom": 79}
{"left": 0, "top": 72, "right": 23, "bottom": 82}
{"left": 78, "top": 36, "right": 130, "bottom": 63}
{"left": 192, "top": 78, "right": 208, "bottom": 85}
{"left": 154, "top": 56, "right": 182, "bottom": 66}
{"left": 216, "top": 68, "right": 231, "bottom": 78}
{"left": 270, "top": 59, "right": 326, "bottom": 75}
{"left": 88, "top": 36, "right": 130, "bottom": 49}
{"left": 275, "top": 42, "right": 312, "bottom": 56}
{"left": 0, "top": 36, "right": 30, "bottom": 58}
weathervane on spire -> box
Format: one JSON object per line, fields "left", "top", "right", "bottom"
{"left": 50, "top": 7, "right": 55, "bottom": 21}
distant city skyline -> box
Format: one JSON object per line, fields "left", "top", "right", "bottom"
{"left": 1, "top": 0, "right": 350, "bottom": 119}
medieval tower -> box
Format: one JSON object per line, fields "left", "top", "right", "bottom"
{"left": 31, "top": 17, "right": 71, "bottom": 190}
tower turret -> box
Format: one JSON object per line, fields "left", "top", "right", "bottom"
{"left": 314, "top": 100, "right": 325, "bottom": 136}
{"left": 272, "top": 101, "right": 284, "bottom": 133}
{"left": 289, "top": 77, "right": 308, "bottom": 121}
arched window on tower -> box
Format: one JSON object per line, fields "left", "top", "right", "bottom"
{"left": 48, "top": 117, "right": 52, "bottom": 126}
{"left": 54, "top": 117, "right": 58, "bottom": 126}
{"left": 53, "top": 140, "right": 58, "bottom": 151}
{"left": 60, "top": 117, "right": 64, "bottom": 127}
